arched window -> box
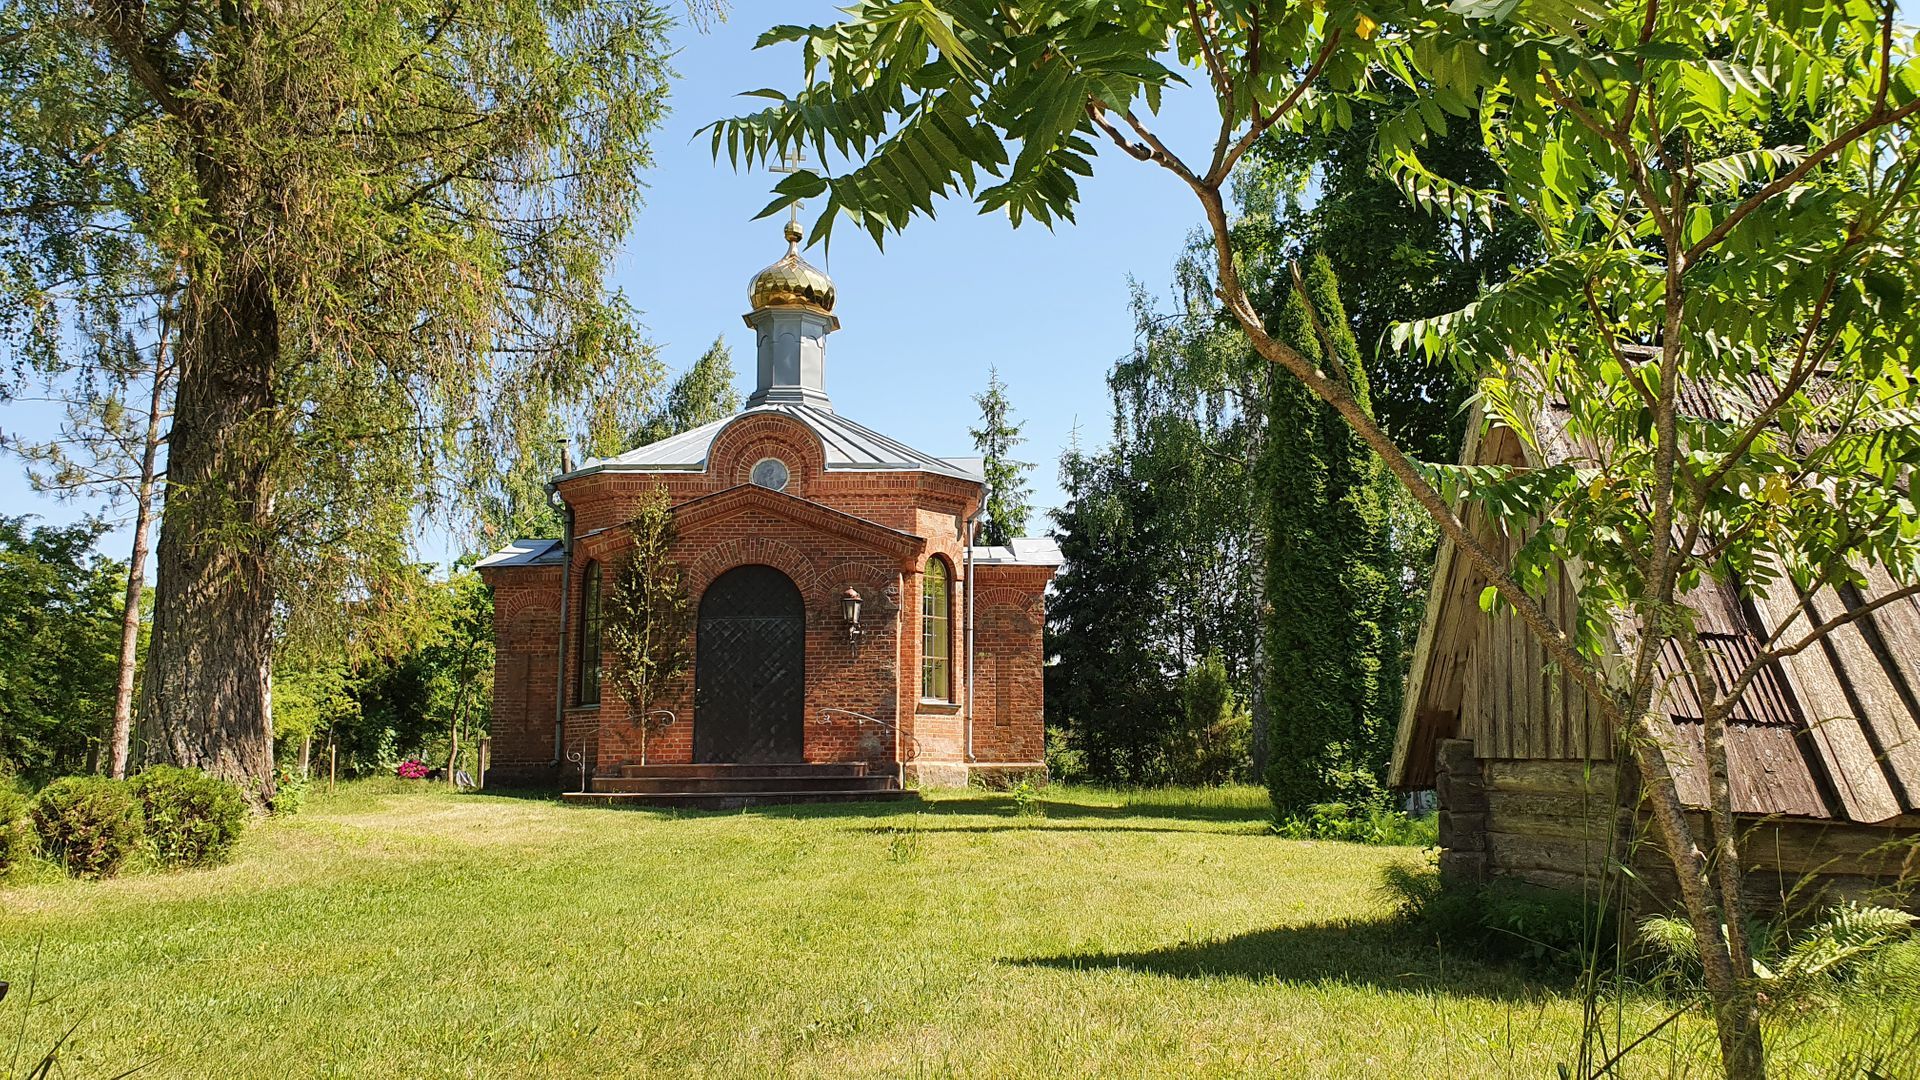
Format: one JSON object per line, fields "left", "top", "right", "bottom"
{"left": 921, "top": 557, "right": 952, "bottom": 701}
{"left": 577, "top": 560, "right": 603, "bottom": 706}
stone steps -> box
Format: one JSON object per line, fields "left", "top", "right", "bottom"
{"left": 564, "top": 761, "right": 908, "bottom": 808}
{"left": 614, "top": 762, "right": 870, "bottom": 780}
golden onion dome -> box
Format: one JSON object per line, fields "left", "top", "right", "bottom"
{"left": 748, "top": 220, "right": 836, "bottom": 313}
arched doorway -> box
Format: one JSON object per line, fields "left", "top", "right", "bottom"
{"left": 694, "top": 564, "right": 805, "bottom": 763}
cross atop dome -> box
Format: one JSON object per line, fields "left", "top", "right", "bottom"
{"left": 744, "top": 219, "right": 838, "bottom": 411}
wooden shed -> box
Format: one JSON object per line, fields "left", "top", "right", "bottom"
{"left": 1389, "top": 410, "right": 1920, "bottom": 912}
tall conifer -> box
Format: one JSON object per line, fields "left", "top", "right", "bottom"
{"left": 1261, "top": 254, "right": 1394, "bottom": 814}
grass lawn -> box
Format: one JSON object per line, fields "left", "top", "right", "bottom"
{"left": 1, "top": 782, "right": 1909, "bottom": 1078}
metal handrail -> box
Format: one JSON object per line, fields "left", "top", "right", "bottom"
{"left": 815, "top": 708, "right": 909, "bottom": 790}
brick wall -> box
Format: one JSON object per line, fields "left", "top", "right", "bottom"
{"left": 483, "top": 410, "right": 1054, "bottom": 786}
{"left": 479, "top": 563, "right": 562, "bottom": 786}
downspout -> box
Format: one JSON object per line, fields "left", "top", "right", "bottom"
{"left": 963, "top": 504, "right": 984, "bottom": 763}
{"left": 547, "top": 453, "right": 574, "bottom": 775}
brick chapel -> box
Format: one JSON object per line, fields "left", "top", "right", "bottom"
{"left": 477, "top": 222, "right": 1061, "bottom": 803}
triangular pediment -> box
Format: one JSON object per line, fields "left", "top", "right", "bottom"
{"left": 672, "top": 484, "right": 924, "bottom": 559}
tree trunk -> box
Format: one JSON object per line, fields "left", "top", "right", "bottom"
{"left": 108, "top": 329, "right": 171, "bottom": 779}
{"left": 138, "top": 262, "right": 279, "bottom": 801}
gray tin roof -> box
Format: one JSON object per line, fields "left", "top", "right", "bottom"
{"left": 562, "top": 403, "right": 985, "bottom": 483}
{"left": 475, "top": 538, "right": 564, "bottom": 569}
{"left": 969, "top": 536, "right": 1065, "bottom": 567}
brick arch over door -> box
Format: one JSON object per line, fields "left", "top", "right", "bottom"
{"left": 684, "top": 535, "right": 829, "bottom": 609}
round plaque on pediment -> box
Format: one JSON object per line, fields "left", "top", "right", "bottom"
{"left": 750, "top": 456, "right": 790, "bottom": 492}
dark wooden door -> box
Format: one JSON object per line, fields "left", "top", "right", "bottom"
{"left": 694, "top": 565, "right": 806, "bottom": 763}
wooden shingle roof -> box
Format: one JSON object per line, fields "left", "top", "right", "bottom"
{"left": 1389, "top": 378, "right": 1920, "bottom": 825}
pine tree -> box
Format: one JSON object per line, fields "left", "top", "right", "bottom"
{"left": 969, "top": 367, "right": 1034, "bottom": 548}
{"left": 1261, "top": 254, "right": 1394, "bottom": 815}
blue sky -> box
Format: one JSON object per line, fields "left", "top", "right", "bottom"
{"left": 0, "top": 2, "right": 1224, "bottom": 561}
{"left": 615, "top": 4, "right": 1224, "bottom": 522}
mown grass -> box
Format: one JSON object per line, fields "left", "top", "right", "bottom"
{"left": 0, "top": 780, "right": 1909, "bottom": 1078}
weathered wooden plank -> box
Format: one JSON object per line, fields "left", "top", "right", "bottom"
{"left": 1514, "top": 615, "right": 1535, "bottom": 758}
{"left": 1488, "top": 830, "right": 1612, "bottom": 877}
{"left": 1858, "top": 565, "right": 1920, "bottom": 810}
{"left": 1486, "top": 758, "right": 1619, "bottom": 795}
{"left": 1480, "top": 635, "right": 1498, "bottom": 754}
{"left": 1739, "top": 820, "right": 1920, "bottom": 874}
{"left": 1488, "top": 787, "right": 1624, "bottom": 821}
{"left": 1805, "top": 575, "right": 1920, "bottom": 811}
{"left": 1504, "top": 615, "right": 1518, "bottom": 759}
{"left": 1553, "top": 572, "right": 1575, "bottom": 759}
{"left": 1750, "top": 576, "right": 1902, "bottom": 823}
{"left": 1465, "top": 620, "right": 1484, "bottom": 750}
{"left": 1487, "top": 810, "right": 1627, "bottom": 844}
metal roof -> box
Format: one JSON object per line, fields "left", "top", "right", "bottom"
{"left": 475, "top": 538, "right": 563, "bottom": 569}
{"left": 563, "top": 403, "right": 985, "bottom": 483}
{"left": 970, "top": 536, "right": 1065, "bottom": 567}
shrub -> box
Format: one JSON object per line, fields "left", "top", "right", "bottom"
{"left": 1043, "top": 726, "right": 1086, "bottom": 784}
{"left": 1274, "top": 800, "right": 1437, "bottom": 846}
{"left": 1639, "top": 901, "right": 1916, "bottom": 1009}
{"left": 1008, "top": 778, "right": 1045, "bottom": 817}
{"left": 130, "top": 765, "right": 247, "bottom": 869}
{"left": 1168, "top": 653, "right": 1252, "bottom": 785}
{"left": 1379, "top": 859, "right": 1617, "bottom": 971}
{"left": 271, "top": 768, "right": 307, "bottom": 816}
{"left": 396, "top": 759, "right": 430, "bottom": 780}
{"left": 31, "top": 776, "right": 144, "bottom": 879}
{"left": 0, "top": 788, "right": 37, "bottom": 876}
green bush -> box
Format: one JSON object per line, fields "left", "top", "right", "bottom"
{"left": 1639, "top": 901, "right": 1916, "bottom": 1008}
{"left": 1379, "top": 860, "right": 1617, "bottom": 971}
{"left": 31, "top": 776, "right": 144, "bottom": 879}
{"left": 0, "top": 788, "right": 37, "bottom": 876}
{"left": 1274, "top": 801, "right": 1437, "bottom": 846}
{"left": 1042, "top": 726, "right": 1086, "bottom": 784}
{"left": 130, "top": 765, "right": 247, "bottom": 868}
{"left": 271, "top": 768, "right": 307, "bottom": 816}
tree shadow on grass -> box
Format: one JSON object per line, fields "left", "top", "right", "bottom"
{"left": 1010, "top": 919, "right": 1564, "bottom": 1004}
{"left": 742, "top": 794, "right": 1273, "bottom": 826}
{"left": 535, "top": 787, "right": 1278, "bottom": 829}
{"left": 855, "top": 822, "right": 1271, "bottom": 836}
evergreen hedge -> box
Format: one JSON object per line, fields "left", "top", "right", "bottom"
{"left": 131, "top": 765, "right": 247, "bottom": 868}
{"left": 0, "top": 788, "right": 36, "bottom": 876}
{"left": 31, "top": 776, "right": 144, "bottom": 878}
{"left": 1262, "top": 253, "right": 1395, "bottom": 815}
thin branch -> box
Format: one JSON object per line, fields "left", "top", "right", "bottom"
{"left": 1212, "top": 31, "right": 1340, "bottom": 185}
{"left": 1685, "top": 95, "right": 1920, "bottom": 264}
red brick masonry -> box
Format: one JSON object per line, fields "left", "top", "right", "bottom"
{"left": 479, "top": 410, "right": 1054, "bottom": 788}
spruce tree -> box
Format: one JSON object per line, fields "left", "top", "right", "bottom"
{"left": 969, "top": 367, "right": 1033, "bottom": 548}
{"left": 1261, "top": 254, "right": 1393, "bottom": 815}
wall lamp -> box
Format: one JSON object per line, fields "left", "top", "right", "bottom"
{"left": 841, "top": 587, "right": 864, "bottom": 657}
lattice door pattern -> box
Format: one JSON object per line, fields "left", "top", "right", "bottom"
{"left": 694, "top": 565, "right": 806, "bottom": 763}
